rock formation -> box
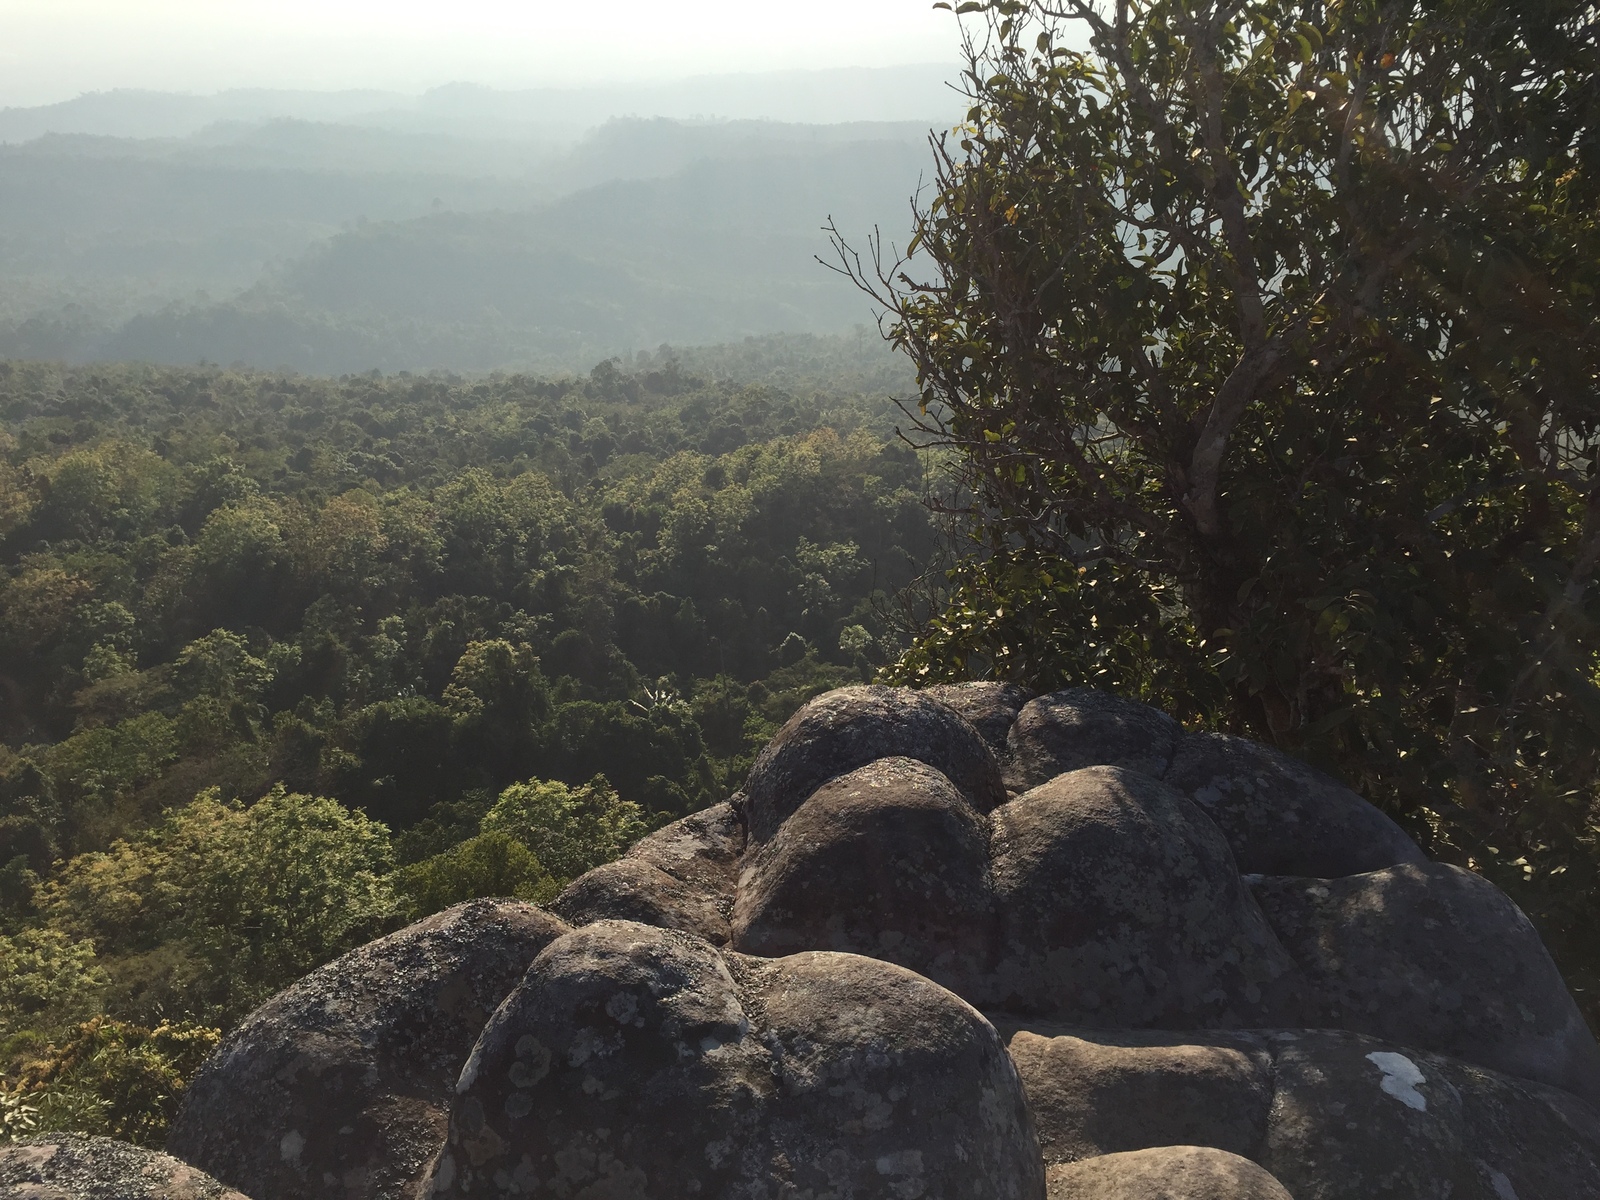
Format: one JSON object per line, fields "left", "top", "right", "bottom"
{"left": 0, "top": 1135, "right": 250, "bottom": 1199}
{"left": 166, "top": 899, "right": 569, "bottom": 1200}
{"left": 426, "top": 920, "right": 1042, "bottom": 1199}
{"left": 126, "top": 681, "right": 1600, "bottom": 1200}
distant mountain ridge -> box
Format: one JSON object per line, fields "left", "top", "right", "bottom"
{"left": 0, "top": 114, "right": 933, "bottom": 373}
{"left": 0, "top": 64, "right": 963, "bottom": 144}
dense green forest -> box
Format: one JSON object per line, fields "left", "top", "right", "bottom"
{"left": 0, "top": 356, "right": 933, "bottom": 1141}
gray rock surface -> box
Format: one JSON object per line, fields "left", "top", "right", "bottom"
{"left": 1253, "top": 863, "right": 1600, "bottom": 1101}
{"left": 1005, "top": 689, "right": 1180, "bottom": 792}
{"left": 626, "top": 800, "right": 745, "bottom": 897}
{"left": 985, "top": 766, "right": 1304, "bottom": 1026}
{"left": 733, "top": 758, "right": 1307, "bottom": 1029}
{"left": 998, "top": 1023, "right": 1272, "bottom": 1163}
{"left": 167, "top": 899, "right": 569, "bottom": 1200}
{"left": 926, "top": 681, "right": 1034, "bottom": 756}
{"left": 1004, "top": 1022, "right": 1600, "bottom": 1200}
{"left": 426, "top": 919, "right": 1046, "bottom": 1200}
{"left": 1165, "top": 731, "right": 1424, "bottom": 877}
{"left": 731, "top": 756, "right": 996, "bottom": 996}
{"left": 552, "top": 801, "right": 745, "bottom": 945}
{"left": 554, "top": 856, "right": 731, "bottom": 944}
{"left": 741, "top": 684, "right": 1007, "bottom": 843}
{"left": 1262, "top": 1029, "right": 1600, "bottom": 1200}
{"left": 1, "top": 1135, "right": 251, "bottom": 1200}
{"left": 1045, "top": 1146, "right": 1293, "bottom": 1200}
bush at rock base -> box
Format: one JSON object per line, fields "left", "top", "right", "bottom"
{"left": 1, "top": 1018, "right": 219, "bottom": 1148}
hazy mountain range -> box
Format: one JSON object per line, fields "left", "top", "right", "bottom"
{"left": 0, "top": 66, "right": 960, "bottom": 373}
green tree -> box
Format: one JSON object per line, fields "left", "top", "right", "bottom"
{"left": 39, "top": 787, "right": 403, "bottom": 1020}
{"left": 481, "top": 775, "right": 648, "bottom": 884}
{"left": 395, "top": 830, "right": 556, "bottom": 918}
{"left": 0, "top": 928, "right": 105, "bottom": 1041}
{"left": 853, "top": 0, "right": 1599, "bottom": 982}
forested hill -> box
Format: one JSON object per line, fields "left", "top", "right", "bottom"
{"left": 0, "top": 357, "right": 934, "bottom": 1059}
{"left": 0, "top": 112, "right": 938, "bottom": 372}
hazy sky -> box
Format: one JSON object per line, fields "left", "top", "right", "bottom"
{"left": 0, "top": 0, "right": 958, "bottom": 107}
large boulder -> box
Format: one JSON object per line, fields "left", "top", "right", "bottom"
{"left": 999, "top": 1024, "right": 1272, "bottom": 1163}
{"left": 731, "top": 756, "right": 996, "bottom": 996}
{"left": 731, "top": 758, "right": 1308, "bottom": 1028}
{"left": 1253, "top": 863, "right": 1600, "bottom": 1101}
{"left": 168, "top": 899, "right": 569, "bottom": 1200}
{"left": 1004, "top": 689, "right": 1180, "bottom": 792}
{"left": 623, "top": 800, "right": 745, "bottom": 898}
{"left": 554, "top": 856, "right": 731, "bottom": 945}
{"left": 1003, "top": 1023, "right": 1600, "bottom": 1200}
{"left": 551, "top": 802, "right": 743, "bottom": 945}
{"left": 740, "top": 685, "right": 1007, "bottom": 843}
{"left": 0, "top": 1136, "right": 251, "bottom": 1200}
{"left": 1045, "top": 1146, "right": 1293, "bottom": 1200}
{"left": 925, "top": 681, "right": 1035, "bottom": 757}
{"left": 1261, "top": 1029, "right": 1600, "bottom": 1200}
{"left": 1165, "top": 731, "right": 1425, "bottom": 877}
{"left": 426, "top": 919, "right": 1045, "bottom": 1200}
{"left": 985, "top": 766, "right": 1304, "bottom": 1026}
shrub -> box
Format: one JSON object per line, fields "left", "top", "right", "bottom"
{"left": 481, "top": 775, "right": 648, "bottom": 884}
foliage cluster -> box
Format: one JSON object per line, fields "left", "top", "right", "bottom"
{"left": 0, "top": 1018, "right": 219, "bottom": 1148}
{"left": 856, "top": 0, "right": 1600, "bottom": 1012}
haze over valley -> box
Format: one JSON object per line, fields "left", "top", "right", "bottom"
{"left": 0, "top": 66, "right": 960, "bottom": 373}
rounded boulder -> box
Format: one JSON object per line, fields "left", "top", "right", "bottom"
{"left": 1045, "top": 1147, "right": 1293, "bottom": 1200}
{"left": 741, "top": 684, "right": 1006, "bottom": 843}
{"left": 167, "top": 899, "right": 569, "bottom": 1200}
{"left": 924, "top": 681, "right": 1035, "bottom": 757}
{"left": 1252, "top": 863, "right": 1600, "bottom": 1101}
{"left": 985, "top": 766, "right": 1304, "bottom": 1026}
{"left": 1165, "top": 731, "right": 1424, "bottom": 877}
{"left": 1004, "top": 689, "right": 1180, "bottom": 792}
{"left": 731, "top": 756, "right": 996, "bottom": 996}
{"left": 427, "top": 919, "right": 1045, "bottom": 1200}
{"left": 1001, "top": 1026, "right": 1272, "bottom": 1165}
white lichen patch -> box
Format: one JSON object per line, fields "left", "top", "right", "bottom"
{"left": 1489, "top": 1168, "right": 1519, "bottom": 1200}
{"left": 1365, "top": 1051, "right": 1428, "bottom": 1111}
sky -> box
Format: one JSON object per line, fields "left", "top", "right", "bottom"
{"left": 0, "top": 0, "right": 959, "bottom": 107}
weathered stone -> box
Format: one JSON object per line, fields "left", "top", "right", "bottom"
{"left": 1045, "top": 1147, "right": 1293, "bottom": 1200}
{"left": 0, "top": 1136, "right": 251, "bottom": 1200}
{"left": 426, "top": 920, "right": 1045, "bottom": 1200}
{"left": 998, "top": 1023, "right": 1271, "bottom": 1164}
{"left": 741, "top": 684, "right": 1006, "bottom": 843}
{"left": 553, "top": 801, "right": 744, "bottom": 943}
{"left": 1004, "top": 689, "right": 1180, "bottom": 792}
{"left": 168, "top": 900, "right": 569, "bottom": 1200}
{"left": 1260, "top": 1028, "right": 1600, "bottom": 1200}
{"left": 925, "top": 681, "right": 1035, "bottom": 757}
{"left": 1252, "top": 863, "right": 1600, "bottom": 1102}
{"left": 731, "top": 756, "right": 996, "bottom": 996}
{"left": 985, "top": 766, "right": 1304, "bottom": 1026}
{"left": 1165, "top": 731, "right": 1424, "bottom": 877}
{"left": 625, "top": 800, "right": 744, "bottom": 899}
{"left": 553, "top": 856, "right": 731, "bottom": 944}
{"left": 1001, "top": 1022, "right": 1600, "bottom": 1200}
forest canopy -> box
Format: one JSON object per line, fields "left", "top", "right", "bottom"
{"left": 0, "top": 356, "right": 935, "bottom": 1140}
